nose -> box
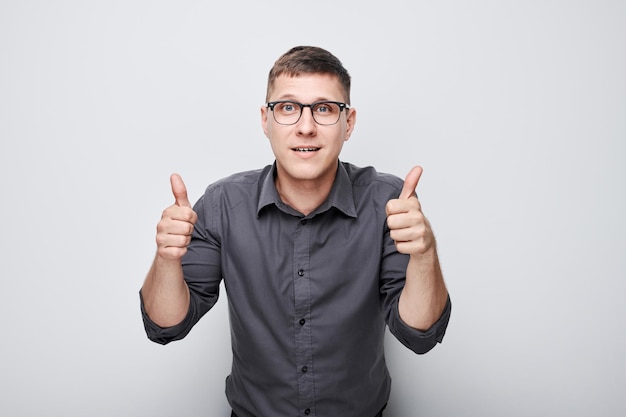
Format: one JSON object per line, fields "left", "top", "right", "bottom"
{"left": 296, "top": 106, "right": 317, "bottom": 136}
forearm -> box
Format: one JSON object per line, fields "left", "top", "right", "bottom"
{"left": 141, "top": 254, "right": 190, "bottom": 327}
{"left": 398, "top": 246, "right": 448, "bottom": 331}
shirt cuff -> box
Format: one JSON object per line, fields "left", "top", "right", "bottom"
{"left": 139, "top": 290, "right": 195, "bottom": 345}
{"left": 387, "top": 295, "right": 451, "bottom": 354}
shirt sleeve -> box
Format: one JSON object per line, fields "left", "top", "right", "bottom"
{"left": 387, "top": 295, "right": 451, "bottom": 354}
{"left": 139, "top": 289, "right": 200, "bottom": 345}
{"left": 379, "top": 217, "right": 451, "bottom": 354}
{"left": 139, "top": 191, "right": 223, "bottom": 345}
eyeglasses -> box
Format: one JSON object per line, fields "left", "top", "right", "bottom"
{"left": 266, "top": 100, "right": 350, "bottom": 126}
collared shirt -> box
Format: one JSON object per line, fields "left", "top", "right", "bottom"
{"left": 141, "top": 161, "right": 451, "bottom": 417}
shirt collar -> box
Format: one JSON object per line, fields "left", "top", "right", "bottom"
{"left": 257, "top": 161, "right": 357, "bottom": 218}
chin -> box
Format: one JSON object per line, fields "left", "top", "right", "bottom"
{"left": 281, "top": 164, "right": 321, "bottom": 181}
{"left": 277, "top": 156, "right": 337, "bottom": 182}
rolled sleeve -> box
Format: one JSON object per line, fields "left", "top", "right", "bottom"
{"left": 139, "top": 290, "right": 197, "bottom": 345}
{"left": 387, "top": 295, "right": 451, "bottom": 354}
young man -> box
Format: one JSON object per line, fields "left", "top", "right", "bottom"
{"left": 140, "top": 46, "right": 451, "bottom": 417}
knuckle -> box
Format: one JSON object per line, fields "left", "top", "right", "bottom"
{"left": 156, "top": 219, "right": 169, "bottom": 233}
{"left": 182, "top": 207, "right": 197, "bottom": 223}
{"left": 386, "top": 200, "right": 396, "bottom": 213}
{"left": 155, "top": 234, "right": 165, "bottom": 246}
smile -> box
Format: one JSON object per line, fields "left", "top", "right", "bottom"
{"left": 293, "top": 147, "right": 320, "bottom": 152}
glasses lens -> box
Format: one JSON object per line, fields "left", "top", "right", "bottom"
{"left": 312, "top": 102, "right": 342, "bottom": 125}
{"left": 272, "top": 102, "right": 301, "bottom": 125}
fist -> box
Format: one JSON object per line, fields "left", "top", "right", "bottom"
{"left": 386, "top": 166, "right": 435, "bottom": 255}
{"left": 155, "top": 173, "right": 198, "bottom": 261}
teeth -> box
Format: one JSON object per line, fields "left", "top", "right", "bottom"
{"left": 294, "top": 148, "right": 319, "bottom": 152}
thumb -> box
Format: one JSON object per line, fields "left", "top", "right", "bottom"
{"left": 170, "top": 173, "right": 191, "bottom": 207}
{"left": 399, "top": 166, "right": 423, "bottom": 199}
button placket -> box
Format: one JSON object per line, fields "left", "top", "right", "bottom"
{"left": 293, "top": 217, "right": 314, "bottom": 415}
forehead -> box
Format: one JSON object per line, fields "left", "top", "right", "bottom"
{"left": 268, "top": 73, "right": 346, "bottom": 102}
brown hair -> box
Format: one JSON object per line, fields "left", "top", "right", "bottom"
{"left": 266, "top": 46, "right": 351, "bottom": 104}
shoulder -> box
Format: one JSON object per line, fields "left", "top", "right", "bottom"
{"left": 204, "top": 166, "right": 270, "bottom": 194}
{"left": 341, "top": 161, "right": 403, "bottom": 197}
{"left": 195, "top": 165, "right": 271, "bottom": 211}
{"left": 211, "top": 166, "right": 269, "bottom": 186}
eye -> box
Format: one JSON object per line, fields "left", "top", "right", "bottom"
{"left": 277, "top": 102, "right": 299, "bottom": 113}
{"left": 313, "top": 102, "right": 338, "bottom": 115}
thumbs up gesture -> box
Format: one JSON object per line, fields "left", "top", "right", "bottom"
{"left": 386, "top": 166, "right": 435, "bottom": 256}
{"left": 155, "top": 173, "right": 198, "bottom": 261}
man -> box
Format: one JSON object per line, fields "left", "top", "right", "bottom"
{"left": 140, "top": 45, "right": 451, "bottom": 417}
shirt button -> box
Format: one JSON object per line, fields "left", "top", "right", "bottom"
{"left": 299, "top": 318, "right": 306, "bottom": 326}
{"left": 301, "top": 366, "right": 308, "bottom": 373}
{"left": 297, "top": 269, "right": 304, "bottom": 276}
{"left": 304, "top": 409, "right": 311, "bottom": 415}
{"left": 300, "top": 219, "right": 308, "bottom": 225}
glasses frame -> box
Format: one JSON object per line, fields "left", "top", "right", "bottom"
{"left": 266, "top": 100, "right": 350, "bottom": 126}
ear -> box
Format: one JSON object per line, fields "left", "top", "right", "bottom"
{"left": 260, "top": 105, "right": 270, "bottom": 138}
{"left": 344, "top": 107, "right": 357, "bottom": 142}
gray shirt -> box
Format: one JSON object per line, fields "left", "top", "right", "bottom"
{"left": 141, "top": 161, "right": 451, "bottom": 417}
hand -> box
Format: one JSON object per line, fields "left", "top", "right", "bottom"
{"left": 386, "top": 166, "right": 435, "bottom": 256}
{"left": 155, "top": 173, "right": 198, "bottom": 261}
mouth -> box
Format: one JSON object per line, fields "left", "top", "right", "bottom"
{"left": 292, "top": 147, "right": 321, "bottom": 152}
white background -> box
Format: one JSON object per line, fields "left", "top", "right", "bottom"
{"left": 1, "top": 1, "right": 624, "bottom": 416}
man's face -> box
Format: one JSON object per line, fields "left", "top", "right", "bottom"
{"left": 261, "top": 73, "right": 356, "bottom": 187}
